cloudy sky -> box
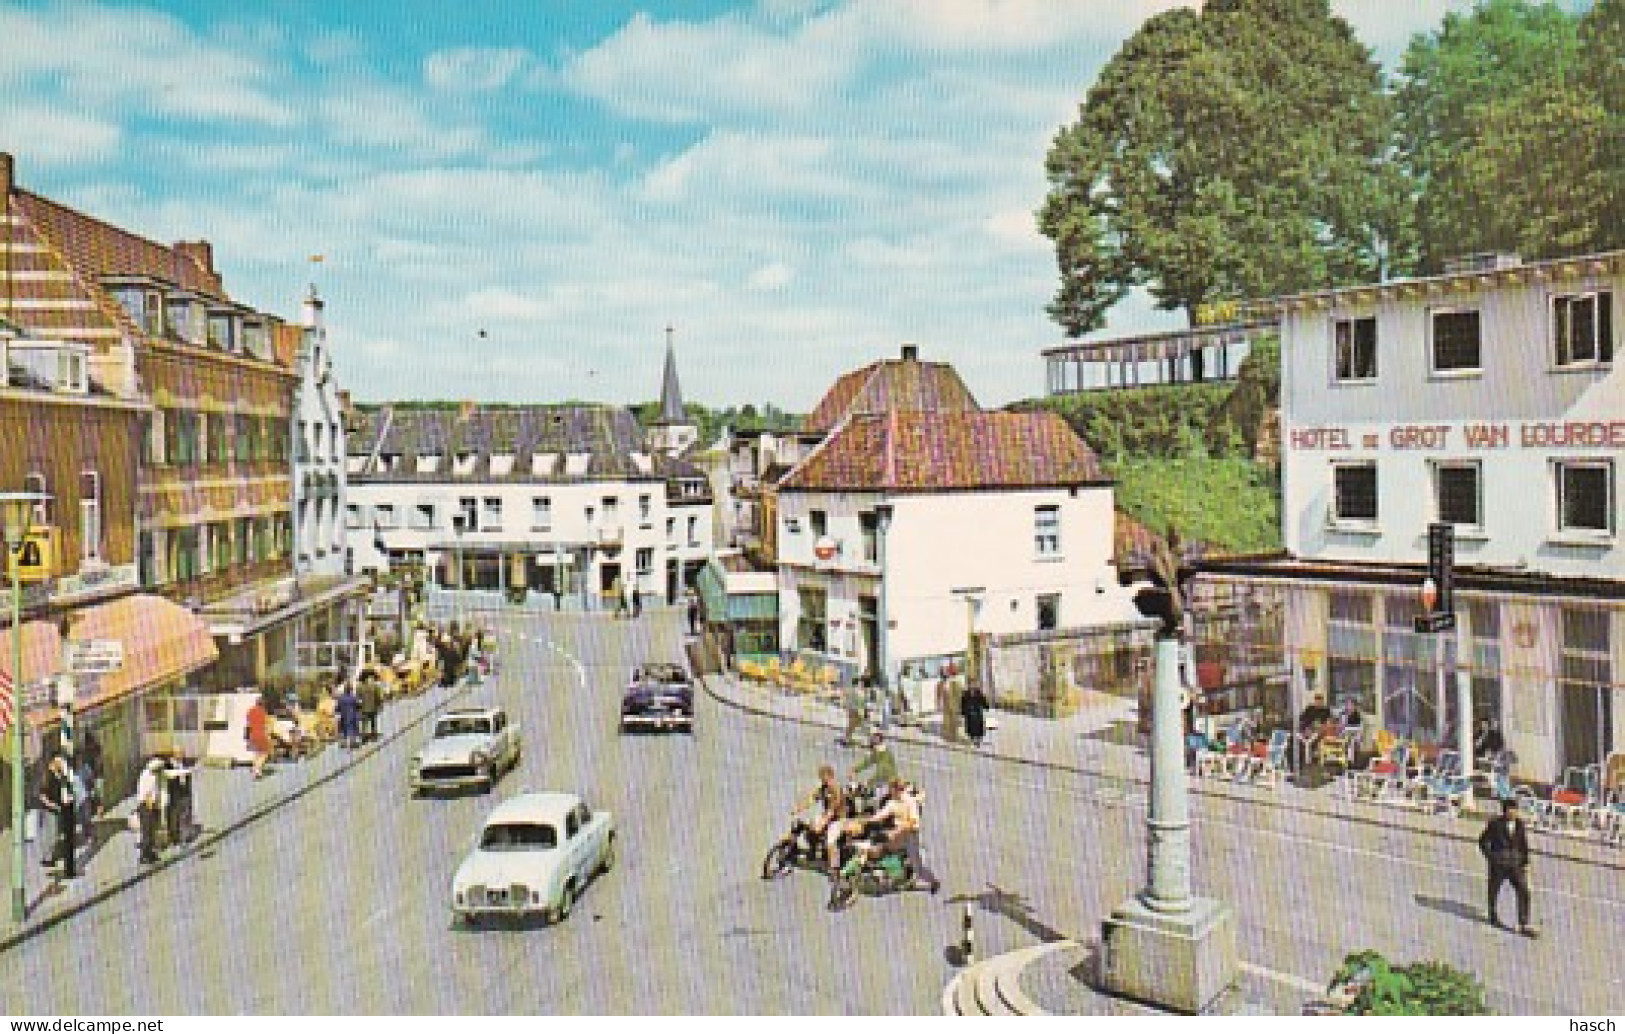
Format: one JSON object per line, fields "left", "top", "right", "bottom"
{"left": 2, "top": 0, "right": 1493, "bottom": 411}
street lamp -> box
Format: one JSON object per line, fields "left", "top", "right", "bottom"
{"left": 2, "top": 491, "right": 47, "bottom": 922}
{"left": 451, "top": 512, "right": 466, "bottom": 634}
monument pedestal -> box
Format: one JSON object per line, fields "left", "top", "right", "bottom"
{"left": 1100, "top": 895, "right": 1236, "bottom": 1015}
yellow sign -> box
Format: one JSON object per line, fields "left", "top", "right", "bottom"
{"left": 5, "top": 526, "right": 58, "bottom": 583}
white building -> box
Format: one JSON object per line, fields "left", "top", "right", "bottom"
{"left": 345, "top": 402, "right": 713, "bottom": 608}
{"left": 772, "top": 346, "right": 1141, "bottom": 687}
{"left": 1200, "top": 250, "right": 1624, "bottom": 782}
{"left": 291, "top": 286, "right": 347, "bottom": 578}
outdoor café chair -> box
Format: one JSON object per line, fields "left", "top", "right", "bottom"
{"left": 1547, "top": 765, "right": 1600, "bottom": 834}
{"left": 1317, "top": 729, "right": 1358, "bottom": 771}
{"left": 1349, "top": 743, "right": 1410, "bottom": 803}
{"left": 1252, "top": 729, "right": 1292, "bottom": 788}
{"left": 1415, "top": 751, "right": 1474, "bottom": 818}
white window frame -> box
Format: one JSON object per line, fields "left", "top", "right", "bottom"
{"left": 1331, "top": 460, "right": 1379, "bottom": 528}
{"left": 410, "top": 503, "right": 436, "bottom": 531}
{"left": 1552, "top": 289, "right": 1614, "bottom": 369}
{"left": 635, "top": 547, "right": 654, "bottom": 577}
{"left": 532, "top": 496, "right": 552, "bottom": 531}
{"left": 1332, "top": 315, "right": 1378, "bottom": 383}
{"left": 79, "top": 470, "right": 102, "bottom": 563}
{"left": 1554, "top": 459, "right": 1614, "bottom": 538}
{"left": 1429, "top": 307, "right": 1483, "bottom": 376}
{"left": 22, "top": 472, "right": 50, "bottom": 525}
{"left": 345, "top": 504, "right": 364, "bottom": 530}
{"left": 1034, "top": 504, "right": 1061, "bottom": 557}
{"left": 1432, "top": 461, "right": 1483, "bottom": 532}
{"left": 687, "top": 515, "right": 700, "bottom": 547}
{"left": 638, "top": 494, "right": 652, "bottom": 527}
{"left": 482, "top": 496, "right": 503, "bottom": 531}
{"left": 373, "top": 504, "right": 399, "bottom": 530}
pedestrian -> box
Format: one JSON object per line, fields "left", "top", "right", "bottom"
{"left": 686, "top": 590, "right": 700, "bottom": 636}
{"left": 79, "top": 725, "right": 105, "bottom": 826}
{"left": 850, "top": 730, "right": 899, "bottom": 789}
{"left": 358, "top": 675, "right": 382, "bottom": 743}
{"left": 245, "top": 695, "right": 272, "bottom": 779}
{"left": 164, "top": 751, "right": 196, "bottom": 846}
{"left": 632, "top": 585, "right": 643, "bottom": 619}
{"left": 336, "top": 682, "right": 362, "bottom": 749}
{"left": 1478, "top": 797, "right": 1537, "bottom": 936}
{"left": 841, "top": 678, "right": 867, "bottom": 747}
{"left": 871, "top": 677, "right": 893, "bottom": 731}
{"left": 962, "top": 682, "right": 990, "bottom": 747}
{"left": 38, "top": 754, "right": 78, "bottom": 878}
{"left": 135, "top": 757, "right": 166, "bottom": 864}
{"left": 615, "top": 579, "right": 629, "bottom": 619}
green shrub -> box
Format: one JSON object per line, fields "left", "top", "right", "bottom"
{"left": 1329, "top": 950, "right": 1489, "bottom": 1016}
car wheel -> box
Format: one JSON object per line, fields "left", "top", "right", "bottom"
{"left": 600, "top": 834, "right": 617, "bottom": 875}
{"left": 556, "top": 882, "right": 576, "bottom": 923}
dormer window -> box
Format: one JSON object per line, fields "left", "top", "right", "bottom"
{"left": 490, "top": 453, "right": 515, "bottom": 476}
{"left": 531, "top": 453, "right": 558, "bottom": 476}
{"left": 208, "top": 312, "right": 237, "bottom": 352}
{"left": 630, "top": 452, "right": 653, "bottom": 474}
{"left": 454, "top": 451, "right": 477, "bottom": 476}
{"left": 565, "top": 453, "right": 591, "bottom": 476}
{"left": 416, "top": 453, "right": 442, "bottom": 474}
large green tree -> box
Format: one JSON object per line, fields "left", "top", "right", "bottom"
{"left": 1394, "top": 0, "right": 1617, "bottom": 267}
{"left": 1038, "top": 0, "right": 1405, "bottom": 339}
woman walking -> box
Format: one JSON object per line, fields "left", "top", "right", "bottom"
{"left": 961, "top": 683, "right": 990, "bottom": 748}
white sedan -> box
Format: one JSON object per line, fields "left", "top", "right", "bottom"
{"left": 450, "top": 791, "right": 616, "bottom": 925}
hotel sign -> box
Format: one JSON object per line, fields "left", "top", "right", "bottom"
{"left": 1290, "top": 420, "right": 1625, "bottom": 452}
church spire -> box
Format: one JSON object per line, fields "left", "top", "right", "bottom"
{"left": 657, "top": 324, "right": 686, "bottom": 425}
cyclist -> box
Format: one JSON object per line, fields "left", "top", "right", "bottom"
{"left": 864, "top": 779, "right": 939, "bottom": 893}
{"left": 849, "top": 730, "right": 898, "bottom": 792}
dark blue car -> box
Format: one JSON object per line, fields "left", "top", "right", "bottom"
{"left": 620, "top": 663, "right": 694, "bottom": 734}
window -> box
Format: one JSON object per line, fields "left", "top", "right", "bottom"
{"left": 585, "top": 505, "right": 596, "bottom": 527}
{"left": 374, "top": 504, "right": 398, "bottom": 530}
{"left": 345, "top": 505, "right": 363, "bottom": 530}
{"left": 1434, "top": 462, "right": 1482, "bottom": 529}
{"left": 79, "top": 471, "right": 101, "bottom": 563}
{"left": 457, "top": 497, "right": 477, "bottom": 533}
{"left": 1034, "top": 505, "right": 1061, "bottom": 556}
{"left": 209, "top": 414, "right": 231, "bottom": 464}
{"left": 411, "top": 503, "right": 436, "bottom": 531}
{"left": 859, "top": 511, "right": 879, "bottom": 563}
{"left": 1554, "top": 290, "right": 1614, "bottom": 367}
{"left": 687, "top": 515, "right": 699, "bottom": 547}
{"left": 1037, "top": 594, "right": 1060, "bottom": 632}
{"left": 1555, "top": 461, "right": 1612, "bottom": 535}
{"left": 797, "top": 586, "right": 828, "bottom": 652}
{"left": 638, "top": 494, "right": 652, "bottom": 526}
{"left": 147, "top": 411, "right": 166, "bottom": 465}
{"left": 666, "top": 517, "right": 676, "bottom": 541}
{"left": 808, "top": 509, "right": 827, "bottom": 538}
{"left": 1332, "top": 462, "right": 1378, "bottom": 524}
{"left": 635, "top": 547, "right": 654, "bottom": 577}
{"left": 22, "top": 472, "right": 49, "bottom": 525}
{"left": 532, "top": 496, "right": 551, "bottom": 530}
{"left": 1333, "top": 316, "right": 1377, "bottom": 381}
{"left": 1430, "top": 309, "right": 1481, "bottom": 374}
{"left": 482, "top": 497, "right": 503, "bottom": 530}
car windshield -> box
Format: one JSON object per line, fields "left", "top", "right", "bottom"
{"left": 436, "top": 716, "right": 492, "bottom": 737}
{"left": 480, "top": 822, "right": 557, "bottom": 851}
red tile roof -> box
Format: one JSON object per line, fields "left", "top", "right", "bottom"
{"left": 803, "top": 357, "right": 980, "bottom": 433}
{"left": 17, "top": 190, "right": 226, "bottom": 299}
{"left": 780, "top": 410, "right": 1107, "bottom": 492}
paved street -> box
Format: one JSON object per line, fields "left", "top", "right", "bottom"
{"left": 1, "top": 605, "right": 1621, "bottom": 1014}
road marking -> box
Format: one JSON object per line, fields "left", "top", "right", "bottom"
{"left": 360, "top": 905, "right": 395, "bottom": 931}
{"left": 545, "top": 641, "right": 587, "bottom": 691}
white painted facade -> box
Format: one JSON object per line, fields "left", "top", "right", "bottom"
{"left": 776, "top": 486, "right": 1139, "bottom": 683}
{"left": 291, "top": 288, "right": 347, "bottom": 578}
{"left": 346, "top": 475, "right": 713, "bottom": 606}
{"left": 1207, "top": 252, "right": 1625, "bottom": 783}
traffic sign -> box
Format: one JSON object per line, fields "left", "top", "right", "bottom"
{"left": 66, "top": 638, "right": 124, "bottom": 674}
{"left": 1427, "top": 523, "right": 1454, "bottom": 616}
{"left": 1413, "top": 612, "right": 1456, "bottom": 634}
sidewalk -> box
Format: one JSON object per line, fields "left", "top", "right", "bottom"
{"left": 700, "top": 670, "right": 1625, "bottom": 872}
{"left": 0, "top": 676, "right": 474, "bottom": 950}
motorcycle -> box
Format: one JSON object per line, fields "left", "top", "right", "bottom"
{"left": 760, "top": 818, "right": 829, "bottom": 880}
{"left": 825, "top": 825, "right": 925, "bottom": 911}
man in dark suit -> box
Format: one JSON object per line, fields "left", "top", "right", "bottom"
{"left": 1478, "top": 797, "right": 1536, "bottom": 936}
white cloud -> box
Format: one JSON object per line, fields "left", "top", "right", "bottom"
{"left": 423, "top": 47, "right": 534, "bottom": 91}
{"left": 0, "top": 104, "right": 121, "bottom": 167}
{"left": 0, "top": 5, "right": 293, "bottom": 126}
{"left": 746, "top": 262, "right": 795, "bottom": 291}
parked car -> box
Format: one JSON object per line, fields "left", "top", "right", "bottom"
{"left": 450, "top": 791, "right": 616, "bottom": 925}
{"left": 410, "top": 706, "right": 521, "bottom": 795}
{"left": 620, "top": 662, "right": 695, "bottom": 734}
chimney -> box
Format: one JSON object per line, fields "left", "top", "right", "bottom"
{"left": 302, "top": 283, "right": 325, "bottom": 330}
{"left": 174, "top": 240, "right": 215, "bottom": 277}
{"left": 901, "top": 343, "right": 919, "bottom": 362}
{"left": 1, "top": 152, "right": 13, "bottom": 196}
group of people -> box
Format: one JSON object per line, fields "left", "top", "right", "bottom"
{"left": 838, "top": 668, "right": 991, "bottom": 748}
{"left": 35, "top": 707, "right": 103, "bottom": 880}
{"left": 789, "top": 731, "right": 940, "bottom": 894}
{"left": 134, "top": 752, "right": 196, "bottom": 865}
